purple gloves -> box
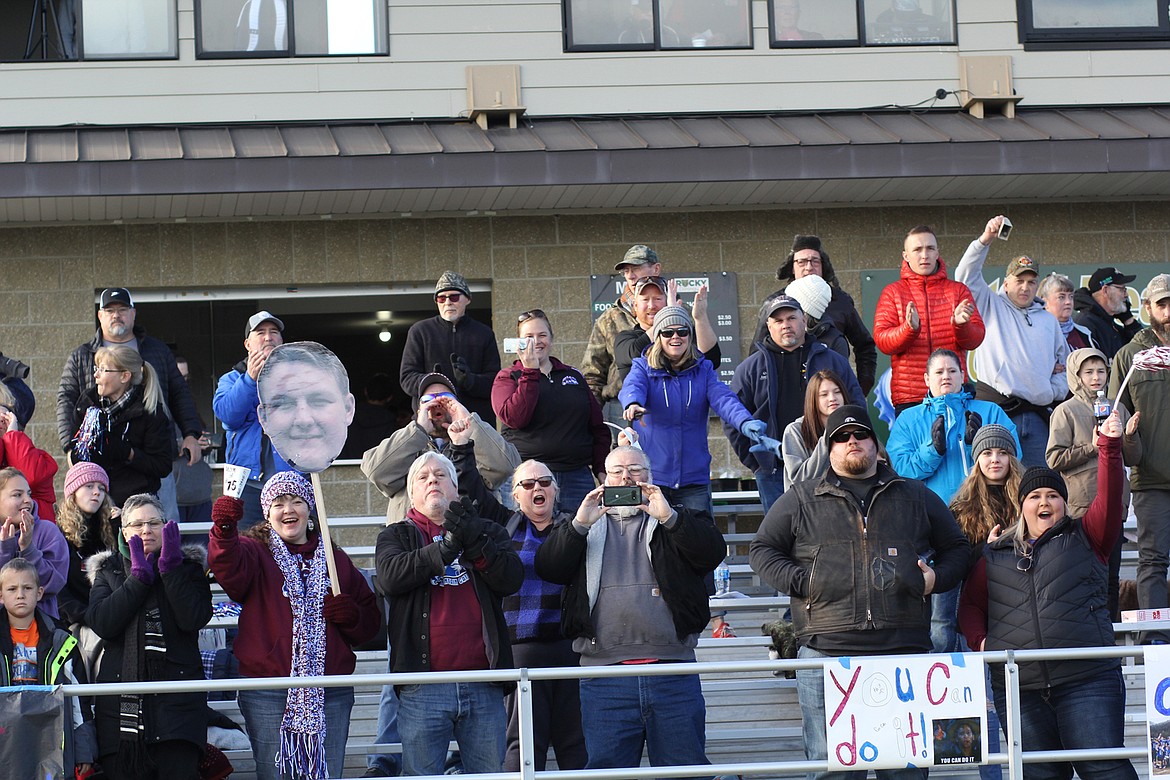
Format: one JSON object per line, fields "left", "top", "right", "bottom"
{"left": 128, "top": 534, "right": 157, "bottom": 585}
{"left": 158, "top": 521, "right": 183, "bottom": 574}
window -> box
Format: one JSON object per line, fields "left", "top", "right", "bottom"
{"left": 769, "top": 0, "right": 955, "bottom": 48}
{"left": 1017, "top": 0, "right": 1170, "bottom": 49}
{"left": 196, "top": 0, "right": 388, "bottom": 58}
{"left": 565, "top": 0, "right": 752, "bottom": 51}
{"left": 80, "top": 0, "right": 178, "bottom": 59}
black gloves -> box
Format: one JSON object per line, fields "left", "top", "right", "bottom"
{"left": 103, "top": 434, "right": 131, "bottom": 463}
{"left": 931, "top": 414, "right": 947, "bottom": 456}
{"left": 443, "top": 495, "right": 493, "bottom": 562}
{"left": 450, "top": 353, "right": 474, "bottom": 393}
{"left": 964, "top": 410, "right": 983, "bottom": 445}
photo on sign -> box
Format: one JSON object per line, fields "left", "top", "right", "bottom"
{"left": 932, "top": 717, "right": 982, "bottom": 765}
{"left": 257, "top": 341, "right": 355, "bottom": 473}
{"left": 1151, "top": 721, "right": 1170, "bottom": 775}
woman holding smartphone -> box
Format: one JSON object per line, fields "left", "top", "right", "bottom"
{"left": 493, "top": 309, "right": 609, "bottom": 512}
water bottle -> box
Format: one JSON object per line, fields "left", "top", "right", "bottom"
{"left": 715, "top": 555, "right": 730, "bottom": 597}
{"left": 1093, "top": 390, "right": 1112, "bottom": 423}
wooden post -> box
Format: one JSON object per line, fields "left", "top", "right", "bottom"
{"left": 310, "top": 471, "right": 341, "bottom": 596}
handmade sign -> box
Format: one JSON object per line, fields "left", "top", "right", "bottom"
{"left": 824, "top": 653, "right": 988, "bottom": 770}
{"left": 257, "top": 341, "right": 356, "bottom": 594}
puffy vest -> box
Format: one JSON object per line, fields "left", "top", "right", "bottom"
{"left": 984, "top": 517, "right": 1117, "bottom": 690}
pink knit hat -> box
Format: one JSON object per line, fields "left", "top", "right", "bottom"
{"left": 64, "top": 461, "right": 109, "bottom": 498}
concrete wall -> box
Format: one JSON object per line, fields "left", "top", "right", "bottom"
{"left": 2, "top": 0, "right": 1169, "bottom": 127}
{"left": 4, "top": 200, "right": 1169, "bottom": 515}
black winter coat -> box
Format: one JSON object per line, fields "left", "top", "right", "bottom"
{"left": 376, "top": 518, "right": 522, "bottom": 673}
{"left": 534, "top": 506, "right": 725, "bottom": 643}
{"left": 57, "top": 326, "right": 202, "bottom": 451}
{"left": 69, "top": 387, "right": 174, "bottom": 507}
{"left": 84, "top": 545, "right": 212, "bottom": 755}
{"left": 1072, "top": 288, "right": 1142, "bottom": 360}
{"left": 399, "top": 314, "right": 501, "bottom": 425}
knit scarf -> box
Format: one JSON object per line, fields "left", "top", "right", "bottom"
{"left": 73, "top": 385, "right": 138, "bottom": 461}
{"left": 269, "top": 529, "right": 330, "bottom": 779}
{"left": 116, "top": 569, "right": 166, "bottom": 779}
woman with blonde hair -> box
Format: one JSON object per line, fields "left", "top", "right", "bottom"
{"left": 55, "top": 461, "right": 119, "bottom": 624}
{"left": 68, "top": 345, "right": 173, "bottom": 506}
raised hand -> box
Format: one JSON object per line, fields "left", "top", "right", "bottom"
{"left": 158, "top": 521, "right": 183, "bottom": 573}
{"left": 963, "top": 410, "right": 983, "bottom": 445}
{"left": 905, "top": 301, "right": 920, "bottom": 331}
{"left": 931, "top": 414, "right": 947, "bottom": 456}
{"left": 128, "top": 534, "right": 157, "bottom": 585}
{"left": 211, "top": 496, "right": 244, "bottom": 535}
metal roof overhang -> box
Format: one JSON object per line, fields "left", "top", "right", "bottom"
{"left": 3, "top": 108, "right": 1170, "bottom": 224}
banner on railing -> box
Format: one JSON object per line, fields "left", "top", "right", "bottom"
{"left": 0, "top": 685, "right": 65, "bottom": 779}
{"left": 824, "top": 653, "right": 988, "bottom": 770}
{"left": 1145, "top": 644, "right": 1170, "bottom": 775}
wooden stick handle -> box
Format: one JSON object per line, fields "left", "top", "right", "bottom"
{"left": 310, "top": 471, "right": 341, "bottom": 596}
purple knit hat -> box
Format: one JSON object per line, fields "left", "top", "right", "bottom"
{"left": 260, "top": 471, "right": 316, "bottom": 518}
{"left": 64, "top": 461, "right": 110, "bottom": 498}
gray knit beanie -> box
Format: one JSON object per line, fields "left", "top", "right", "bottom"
{"left": 971, "top": 423, "right": 1015, "bottom": 458}
{"left": 649, "top": 305, "right": 693, "bottom": 341}
{"left": 785, "top": 274, "right": 832, "bottom": 320}
{"left": 435, "top": 271, "right": 471, "bottom": 297}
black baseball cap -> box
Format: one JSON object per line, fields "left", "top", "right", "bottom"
{"left": 765, "top": 295, "right": 804, "bottom": 318}
{"left": 1087, "top": 267, "right": 1136, "bottom": 292}
{"left": 99, "top": 288, "right": 134, "bottom": 308}
{"left": 823, "top": 405, "right": 875, "bottom": 443}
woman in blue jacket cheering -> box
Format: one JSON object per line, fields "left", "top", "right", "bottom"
{"left": 619, "top": 305, "right": 764, "bottom": 514}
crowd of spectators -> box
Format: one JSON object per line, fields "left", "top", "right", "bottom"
{"left": 1, "top": 223, "right": 1167, "bottom": 780}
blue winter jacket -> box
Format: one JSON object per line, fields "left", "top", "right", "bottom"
{"left": 887, "top": 390, "right": 1020, "bottom": 504}
{"left": 213, "top": 363, "right": 291, "bottom": 480}
{"left": 620, "top": 355, "right": 753, "bottom": 489}
{"left": 726, "top": 339, "right": 865, "bottom": 474}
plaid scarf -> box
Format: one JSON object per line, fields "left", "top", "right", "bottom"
{"left": 269, "top": 529, "right": 330, "bottom": 779}
{"left": 73, "top": 385, "right": 138, "bottom": 461}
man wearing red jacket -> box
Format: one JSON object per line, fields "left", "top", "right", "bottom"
{"left": 874, "top": 225, "right": 986, "bottom": 413}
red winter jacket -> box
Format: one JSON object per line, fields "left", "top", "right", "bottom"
{"left": 874, "top": 258, "right": 986, "bottom": 407}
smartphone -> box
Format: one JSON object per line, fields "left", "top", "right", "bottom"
{"left": 603, "top": 485, "right": 642, "bottom": 507}
{"left": 997, "top": 217, "right": 1013, "bottom": 241}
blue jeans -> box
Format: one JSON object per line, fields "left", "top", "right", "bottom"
{"left": 237, "top": 686, "right": 354, "bottom": 780}
{"left": 930, "top": 586, "right": 960, "bottom": 654}
{"left": 1008, "top": 410, "right": 1049, "bottom": 469}
{"left": 396, "top": 681, "right": 505, "bottom": 776}
{"left": 660, "top": 483, "right": 715, "bottom": 518}
{"left": 990, "top": 666, "right": 1135, "bottom": 780}
{"left": 366, "top": 656, "right": 402, "bottom": 776}
{"left": 796, "top": 646, "right": 927, "bottom": 780}
{"left": 755, "top": 468, "right": 785, "bottom": 513}
{"left": 552, "top": 466, "right": 596, "bottom": 515}
{"left": 579, "top": 672, "right": 709, "bottom": 772}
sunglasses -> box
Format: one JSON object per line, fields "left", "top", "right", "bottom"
{"left": 829, "top": 428, "right": 874, "bottom": 444}
{"left": 420, "top": 391, "right": 454, "bottom": 404}
{"left": 518, "top": 476, "right": 555, "bottom": 490}
{"left": 518, "top": 308, "right": 547, "bottom": 324}
{"left": 435, "top": 293, "right": 463, "bottom": 303}
{"left": 659, "top": 327, "right": 691, "bottom": 339}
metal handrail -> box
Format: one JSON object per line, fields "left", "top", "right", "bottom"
{"left": 60, "top": 644, "right": 1157, "bottom": 780}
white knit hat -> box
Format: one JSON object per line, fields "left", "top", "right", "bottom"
{"left": 785, "top": 275, "right": 832, "bottom": 320}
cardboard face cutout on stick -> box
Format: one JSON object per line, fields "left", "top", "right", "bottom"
{"left": 257, "top": 341, "right": 356, "bottom": 473}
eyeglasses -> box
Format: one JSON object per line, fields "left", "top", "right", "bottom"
{"left": 659, "top": 327, "right": 691, "bottom": 339}
{"left": 1017, "top": 549, "right": 1034, "bottom": 572}
{"left": 93, "top": 367, "right": 124, "bottom": 375}
{"left": 517, "top": 309, "right": 547, "bottom": 324}
{"left": 435, "top": 293, "right": 463, "bottom": 303}
{"left": 829, "top": 429, "right": 873, "bottom": 444}
{"left": 793, "top": 257, "right": 822, "bottom": 267}
{"left": 124, "top": 519, "right": 165, "bottom": 531}
{"left": 518, "top": 476, "right": 555, "bottom": 490}
{"left": 605, "top": 465, "right": 648, "bottom": 478}
{"left": 420, "top": 391, "right": 454, "bottom": 404}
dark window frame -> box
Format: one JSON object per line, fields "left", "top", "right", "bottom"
{"left": 767, "top": 0, "right": 862, "bottom": 48}
{"left": 194, "top": 0, "right": 390, "bottom": 59}
{"left": 1016, "top": 0, "right": 1170, "bottom": 50}
{"left": 563, "top": 0, "right": 755, "bottom": 53}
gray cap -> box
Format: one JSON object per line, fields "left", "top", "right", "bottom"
{"left": 1142, "top": 273, "right": 1170, "bottom": 304}
{"left": 245, "top": 310, "right": 284, "bottom": 337}
{"left": 971, "top": 423, "right": 1015, "bottom": 457}
{"left": 435, "top": 271, "right": 471, "bottom": 297}
{"left": 616, "top": 244, "right": 659, "bottom": 270}
{"left": 765, "top": 294, "right": 804, "bottom": 318}
{"left": 649, "top": 305, "right": 693, "bottom": 341}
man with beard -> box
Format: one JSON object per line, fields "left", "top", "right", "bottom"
{"left": 727, "top": 295, "right": 864, "bottom": 511}
{"left": 1073, "top": 266, "right": 1141, "bottom": 359}
{"left": 750, "top": 404, "right": 969, "bottom": 780}
{"left": 1110, "top": 273, "right": 1170, "bottom": 644}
